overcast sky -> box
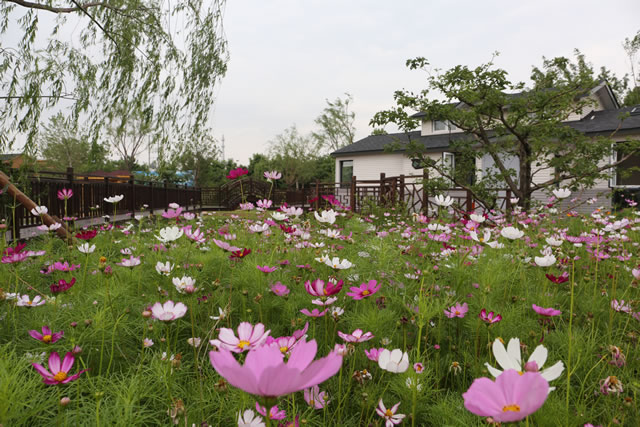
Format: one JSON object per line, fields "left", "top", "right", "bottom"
{"left": 212, "top": 0, "right": 640, "bottom": 164}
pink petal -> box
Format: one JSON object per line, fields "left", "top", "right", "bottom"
{"left": 48, "top": 352, "right": 61, "bottom": 374}
{"left": 61, "top": 353, "right": 75, "bottom": 373}
{"left": 32, "top": 363, "right": 53, "bottom": 378}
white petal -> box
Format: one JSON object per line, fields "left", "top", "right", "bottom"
{"left": 506, "top": 338, "right": 522, "bottom": 370}
{"left": 541, "top": 360, "right": 564, "bottom": 382}
{"left": 485, "top": 362, "right": 503, "bottom": 378}
{"left": 492, "top": 339, "right": 519, "bottom": 370}
{"left": 528, "top": 345, "right": 548, "bottom": 368}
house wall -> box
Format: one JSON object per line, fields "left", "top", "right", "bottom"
{"left": 334, "top": 152, "right": 442, "bottom": 183}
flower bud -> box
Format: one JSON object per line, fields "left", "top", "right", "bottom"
{"left": 60, "top": 397, "right": 71, "bottom": 407}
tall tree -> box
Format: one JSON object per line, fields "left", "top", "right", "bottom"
{"left": 312, "top": 93, "right": 356, "bottom": 153}
{"left": 0, "top": 0, "right": 228, "bottom": 157}
{"left": 269, "top": 125, "right": 317, "bottom": 189}
{"left": 371, "top": 53, "right": 640, "bottom": 210}
{"left": 623, "top": 30, "right": 640, "bottom": 89}
{"left": 105, "top": 108, "right": 152, "bottom": 171}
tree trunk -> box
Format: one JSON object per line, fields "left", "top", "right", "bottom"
{"left": 518, "top": 144, "right": 533, "bottom": 210}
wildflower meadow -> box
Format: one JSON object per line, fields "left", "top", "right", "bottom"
{"left": 1, "top": 171, "right": 639, "bottom": 426}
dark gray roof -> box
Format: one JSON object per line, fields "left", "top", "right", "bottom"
{"left": 566, "top": 105, "right": 640, "bottom": 135}
{"left": 0, "top": 153, "right": 20, "bottom": 161}
{"left": 332, "top": 105, "right": 640, "bottom": 157}
{"left": 330, "top": 130, "right": 474, "bottom": 156}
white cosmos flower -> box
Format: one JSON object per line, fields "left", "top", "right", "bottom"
{"left": 172, "top": 276, "right": 198, "bottom": 294}
{"left": 486, "top": 337, "right": 564, "bottom": 391}
{"left": 314, "top": 209, "right": 337, "bottom": 225}
{"left": 486, "top": 241, "right": 505, "bottom": 249}
{"left": 433, "top": 194, "right": 454, "bottom": 207}
{"left": 104, "top": 194, "right": 124, "bottom": 203}
{"left": 237, "top": 409, "right": 265, "bottom": 427}
{"left": 271, "top": 212, "right": 288, "bottom": 221}
{"left": 552, "top": 188, "right": 571, "bottom": 199}
{"left": 534, "top": 254, "right": 556, "bottom": 267}
{"left": 545, "top": 236, "right": 563, "bottom": 246}
{"left": 155, "top": 261, "right": 174, "bottom": 276}
{"left": 378, "top": 349, "right": 409, "bottom": 373}
{"left": 77, "top": 243, "right": 96, "bottom": 254}
{"left": 500, "top": 226, "right": 524, "bottom": 240}
{"left": 324, "top": 257, "right": 352, "bottom": 270}
{"left": 469, "top": 229, "right": 491, "bottom": 243}
{"left": 469, "top": 213, "right": 485, "bottom": 223}
{"left": 249, "top": 223, "right": 270, "bottom": 233}
{"left": 325, "top": 229, "right": 341, "bottom": 239}
{"left": 156, "top": 226, "right": 183, "bottom": 243}
{"left": 30, "top": 205, "right": 48, "bottom": 216}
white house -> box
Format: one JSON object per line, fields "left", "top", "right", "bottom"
{"left": 331, "top": 83, "right": 640, "bottom": 211}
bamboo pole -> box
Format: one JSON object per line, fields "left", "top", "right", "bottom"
{"left": 0, "top": 171, "right": 72, "bottom": 242}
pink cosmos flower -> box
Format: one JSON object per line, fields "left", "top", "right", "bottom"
{"left": 300, "top": 308, "right": 328, "bottom": 318}
{"left": 29, "top": 326, "right": 64, "bottom": 343}
{"left": 57, "top": 188, "right": 73, "bottom": 200}
{"left": 257, "top": 199, "right": 273, "bottom": 210}
{"left": 117, "top": 255, "right": 141, "bottom": 268}
{"left": 213, "top": 238, "right": 242, "bottom": 252}
{"left": 16, "top": 295, "right": 46, "bottom": 307}
{"left": 210, "top": 322, "right": 271, "bottom": 353}
{"left": 184, "top": 227, "right": 206, "bottom": 244}
{"left": 257, "top": 265, "right": 278, "bottom": 274}
{"left": 479, "top": 308, "right": 502, "bottom": 324}
{"left": 337, "top": 329, "right": 374, "bottom": 343}
{"left": 346, "top": 280, "right": 381, "bottom": 300}
{"left": 531, "top": 304, "right": 561, "bottom": 317}
{"left": 227, "top": 167, "right": 249, "bottom": 180}
{"left": 150, "top": 301, "right": 187, "bottom": 321}
{"left": 32, "top": 352, "right": 87, "bottom": 385}
{"left": 266, "top": 336, "right": 298, "bottom": 356}
{"left": 209, "top": 337, "right": 342, "bottom": 397}
{"left": 292, "top": 322, "right": 309, "bottom": 340}
{"left": 304, "top": 278, "right": 343, "bottom": 297}
{"left": 304, "top": 385, "right": 329, "bottom": 409}
{"left": 376, "top": 399, "right": 405, "bottom": 426}
{"left": 364, "top": 347, "right": 385, "bottom": 362}
{"left": 444, "top": 302, "right": 469, "bottom": 318}
{"left": 162, "top": 206, "right": 183, "bottom": 219}
{"left": 270, "top": 282, "right": 290, "bottom": 296}
{"left": 611, "top": 299, "right": 632, "bottom": 313}
{"left": 255, "top": 402, "right": 286, "bottom": 420}
{"left": 264, "top": 171, "right": 282, "bottom": 181}
{"left": 414, "top": 362, "right": 425, "bottom": 373}
{"left": 462, "top": 370, "right": 549, "bottom": 422}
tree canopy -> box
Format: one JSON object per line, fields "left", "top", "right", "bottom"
{"left": 0, "top": 0, "right": 228, "bottom": 161}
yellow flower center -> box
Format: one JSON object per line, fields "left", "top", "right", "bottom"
{"left": 502, "top": 404, "right": 520, "bottom": 413}
{"left": 237, "top": 340, "right": 250, "bottom": 349}
{"left": 323, "top": 289, "right": 328, "bottom": 295}
{"left": 43, "top": 335, "right": 52, "bottom": 343}
{"left": 53, "top": 371, "right": 68, "bottom": 382}
{"left": 455, "top": 310, "right": 460, "bottom": 315}
{"left": 309, "top": 399, "right": 315, "bottom": 406}
{"left": 518, "top": 371, "right": 524, "bottom": 376}
{"left": 280, "top": 346, "right": 289, "bottom": 354}
{"left": 385, "top": 409, "right": 393, "bottom": 417}
{"left": 27, "top": 301, "right": 33, "bottom": 305}
{"left": 362, "top": 290, "right": 370, "bottom": 296}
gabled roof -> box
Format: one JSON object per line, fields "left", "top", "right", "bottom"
{"left": 331, "top": 105, "right": 640, "bottom": 157}
{"left": 330, "top": 130, "right": 474, "bottom": 156}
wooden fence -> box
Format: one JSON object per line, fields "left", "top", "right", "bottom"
{"left": 1, "top": 168, "right": 512, "bottom": 241}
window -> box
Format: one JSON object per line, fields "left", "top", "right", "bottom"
{"left": 442, "top": 152, "right": 476, "bottom": 187}
{"left": 442, "top": 152, "right": 455, "bottom": 186}
{"left": 610, "top": 148, "right": 640, "bottom": 187}
{"left": 340, "top": 160, "right": 353, "bottom": 186}
{"left": 433, "top": 120, "right": 458, "bottom": 132}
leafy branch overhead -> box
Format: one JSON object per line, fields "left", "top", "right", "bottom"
{"left": 371, "top": 52, "right": 640, "bottom": 209}
{"left": 0, "top": 0, "right": 229, "bottom": 155}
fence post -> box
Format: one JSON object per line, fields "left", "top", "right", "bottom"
{"left": 399, "top": 174, "right": 405, "bottom": 204}
{"left": 164, "top": 179, "right": 169, "bottom": 212}
{"left": 350, "top": 175, "right": 357, "bottom": 212}
{"left": 104, "top": 177, "right": 110, "bottom": 216}
{"left": 66, "top": 167, "right": 74, "bottom": 218}
{"left": 129, "top": 175, "right": 135, "bottom": 216}
{"left": 150, "top": 181, "right": 155, "bottom": 215}
{"left": 379, "top": 173, "right": 386, "bottom": 206}
{"left": 422, "top": 169, "right": 428, "bottom": 215}
{"left": 314, "top": 180, "right": 320, "bottom": 210}
{"left": 466, "top": 189, "right": 473, "bottom": 214}
{"left": 506, "top": 189, "right": 512, "bottom": 213}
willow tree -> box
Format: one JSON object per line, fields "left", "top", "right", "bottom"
{"left": 371, "top": 53, "right": 640, "bottom": 210}
{"left": 0, "top": 0, "right": 228, "bottom": 160}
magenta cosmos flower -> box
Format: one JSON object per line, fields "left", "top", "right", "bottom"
{"left": 29, "top": 326, "right": 64, "bottom": 343}
{"left": 532, "top": 304, "right": 561, "bottom": 317}
{"left": 337, "top": 329, "right": 374, "bottom": 343}
{"left": 346, "top": 280, "right": 381, "bottom": 300}
{"left": 365, "top": 347, "right": 385, "bottom": 362}
{"left": 444, "top": 302, "right": 469, "bottom": 318}
{"left": 300, "top": 308, "right": 328, "bottom": 318}
{"left": 57, "top": 188, "right": 73, "bottom": 200}
{"left": 210, "top": 322, "right": 270, "bottom": 353}
{"left": 270, "top": 282, "right": 290, "bottom": 296}
{"left": 150, "top": 301, "right": 187, "bottom": 321}
{"left": 209, "top": 338, "right": 342, "bottom": 397}
{"left": 32, "top": 352, "right": 87, "bottom": 385}
{"left": 462, "top": 370, "right": 549, "bottom": 422}
{"left": 304, "top": 278, "right": 343, "bottom": 297}
{"left": 226, "top": 167, "right": 249, "bottom": 180}
{"left": 479, "top": 308, "right": 502, "bottom": 324}
{"left": 256, "top": 265, "right": 278, "bottom": 273}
